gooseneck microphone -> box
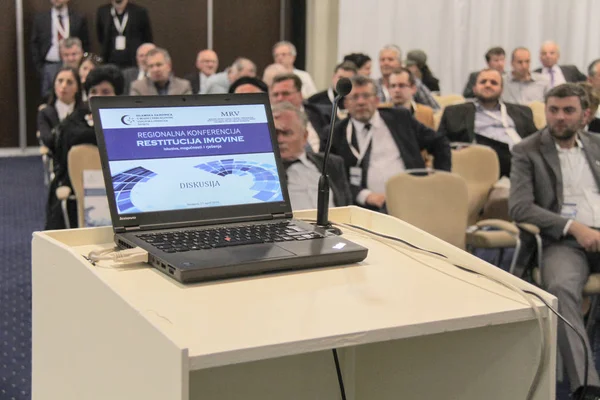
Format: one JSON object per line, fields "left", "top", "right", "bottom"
{"left": 316, "top": 77, "right": 353, "bottom": 229}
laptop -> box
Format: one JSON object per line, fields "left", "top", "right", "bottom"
{"left": 89, "top": 93, "right": 368, "bottom": 283}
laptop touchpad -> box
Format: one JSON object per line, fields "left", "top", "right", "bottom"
{"left": 229, "top": 243, "right": 295, "bottom": 262}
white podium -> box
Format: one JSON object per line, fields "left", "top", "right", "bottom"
{"left": 32, "top": 206, "right": 557, "bottom": 400}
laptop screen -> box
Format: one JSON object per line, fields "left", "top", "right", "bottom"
{"left": 96, "top": 103, "right": 284, "bottom": 216}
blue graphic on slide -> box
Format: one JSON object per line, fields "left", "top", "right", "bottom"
{"left": 107, "top": 153, "right": 284, "bottom": 215}
{"left": 111, "top": 167, "right": 157, "bottom": 213}
{"left": 194, "top": 158, "right": 282, "bottom": 202}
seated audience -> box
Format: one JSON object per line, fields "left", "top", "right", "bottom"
{"left": 122, "top": 43, "right": 156, "bottom": 95}
{"left": 329, "top": 75, "right": 451, "bottom": 212}
{"left": 272, "top": 101, "right": 352, "bottom": 210}
{"left": 46, "top": 65, "right": 124, "bottom": 229}
{"left": 262, "top": 63, "right": 288, "bottom": 89}
{"left": 37, "top": 66, "right": 83, "bottom": 152}
{"left": 405, "top": 49, "right": 440, "bottom": 93}
{"left": 270, "top": 73, "right": 328, "bottom": 153}
{"left": 343, "top": 52, "right": 372, "bottom": 76}
{"left": 376, "top": 44, "right": 440, "bottom": 110}
{"left": 463, "top": 46, "right": 506, "bottom": 98}
{"left": 205, "top": 57, "right": 256, "bottom": 94}
{"left": 438, "top": 68, "right": 537, "bottom": 177}
{"left": 577, "top": 82, "right": 600, "bottom": 133}
{"left": 273, "top": 41, "right": 317, "bottom": 98}
{"left": 59, "top": 37, "right": 84, "bottom": 70}
{"left": 78, "top": 52, "right": 103, "bottom": 102}
{"left": 130, "top": 47, "right": 192, "bottom": 95}
{"left": 502, "top": 47, "right": 550, "bottom": 104}
{"left": 228, "top": 76, "right": 268, "bottom": 94}
{"left": 588, "top": 59, "right": 600, "bottom": 125}
{"left": 388, "top": 67, "right": 435, "bottom": 128}
{"left": 307, "top": 61, "right": 357, "bottom": 113}
{"left": 509, "top": 83, "right": 600, "bottom": 400}
{"left": 185, "top": 49, "right": 219, "bottom": 94}
{"left": 534, "top": 40, "right": 587, "bottom": 87}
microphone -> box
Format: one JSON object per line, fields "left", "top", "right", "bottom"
{"left": 316, "top": 77, "right": 353, "bottom": 231}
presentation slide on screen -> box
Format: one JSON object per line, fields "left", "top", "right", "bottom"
{"left": 98, "top": 104, "right": 283, "bottom": 215}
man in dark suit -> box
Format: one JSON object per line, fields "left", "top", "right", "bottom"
{"left": 439, "top": 68, "right": 537, "bottom": 176}
{"left": 308, "top": 61, "right": 357, "bottom": 113}
{"left": 270, "top": 73, "right": 329, "bottom": 153}
{"left": 96, "top": 0, "right": 152, "bottom": 68}
{"left": 534, "top": 41, "right": 586, "bottom": 87}
{"left": 463, "top": 47, "right": 505, "bottom": 98}
{"left": 122, "top": 42, "right": 155, "bottom": 95}
{"left": 31, "top": 0, "right": 89, "bottom": 96}
{"left": 509, "top": 83, "right": 600, "bottom": 400}
{"left": 184, "top": 49, "right": 219, "bottom": 94}
{"left": 272, "top": 102, "right": 352, "bottom": 210}
{"left": 329, "top": 75, "right": 451, "bottom": 211}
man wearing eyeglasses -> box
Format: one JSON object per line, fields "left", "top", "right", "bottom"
{"left": 269, "top": 73, "right": 328, "bottom": 153}
{"left": 388, "top": 67, "right": 435, "bottom": 129}
{"left": 438, "top": 68, "right": 537, "bottom": 177}
{"left": 328, "top": 74, "right": 451, "bottom": 211}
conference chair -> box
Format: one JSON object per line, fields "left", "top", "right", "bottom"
{"left": 451, "top": 143, "right": 520, "bottom": 268}
{"left": 432, "top": 94, "right": 465, "bottom": 109}
{"left": 56, "top": 144, "right": 102, "bottom": 228}
{"left": 37, "top": 104, "right": 53, "bottom": 187}
{"left": 527, "top": 101, "right": 546, "bottom": 130}
{"left": 385, "top": 169, "right": 468, "bottom": 249}
{"left": 513, "top": 223, "right": 600, "bottom": 339}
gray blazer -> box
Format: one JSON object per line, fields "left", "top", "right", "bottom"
{"left": 509, "top": 129, "right": 600, "bottom": 240}
{"left": 130, "top": 76, "right": 192, "bottom": 96}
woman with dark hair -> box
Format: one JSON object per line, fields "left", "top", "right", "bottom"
{"left": 37, "top": 66, "right": 82, "bottom": 152}
{"left": 405, "top": 49, "right": 440, "bottom": 93}
{"left": 78, "top": 53, "right": 103, "bottom": 101}
{"left": 343, "top": 53, "right": 372, "bottom": 77}
{"left": 45, "top": 64, "right": 125, "bottom": 229}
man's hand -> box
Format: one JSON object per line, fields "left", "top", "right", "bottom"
{"left": 568, "top": 221, "right": 600, "bottom": 252}
{"left": 366, "top": 193, "right": 386, "bottom": 209}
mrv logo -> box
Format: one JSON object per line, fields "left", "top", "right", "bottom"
{"left": 180, "top": 181, "right": 221, "bottom": 189}
{"left": 221, "top": 111, "right": 240, "bottom": 117}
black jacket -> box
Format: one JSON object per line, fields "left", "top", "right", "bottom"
{"left": 96, "top": 2, "right": 153, "bottom": 68}
{"left": 589, "top": 118, "right": 600, "bottom": 134}
{"left": 329, "top": 107, "right": 451, "bottom": 202}
{"left": 437, "top": 101, "right": 537, "bottom": 176}
{"left": 37, "top": 105, "right": 60, "bottom": 151}
{"left": 31, "top": 9, "right": 90, "bottom": 72}
{"left": 184, "top": 72, "right": 201, "bottom": 94}
{"left": 304, "top": 152, "right": 353, "bottom": 207}
{"left": 46, "top": 107, "right": 97, "bottom": 229}
{"left": 533, "top": 65, "right": 587, "bottom": 83}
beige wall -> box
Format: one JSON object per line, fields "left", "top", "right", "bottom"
{"left": 305, "top": 0, "right": 339, "bottom": 92}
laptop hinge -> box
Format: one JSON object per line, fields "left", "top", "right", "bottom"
{"left": 272, "top": 212, "right": 293, "bottom": 219}
{"left": 122, "top": 226, "right": 140, "bottom": 232}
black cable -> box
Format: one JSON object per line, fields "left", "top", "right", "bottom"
{"left": 524, "top": 290, "right": 589, "bottom": 400}
{"left": 332, "top": 349, "right": 347, "bottom": 400}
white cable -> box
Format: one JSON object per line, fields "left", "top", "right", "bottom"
{"left": 88, "top": 247, "right": 149, "bottom": 265}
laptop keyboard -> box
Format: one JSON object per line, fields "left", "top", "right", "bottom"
{"left": 136, "top": 221, "right": 324, "bottom": 253}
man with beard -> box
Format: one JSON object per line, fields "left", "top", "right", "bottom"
{"left": 509, "top": 83, "right": 600, "bottom": 400}
{"left": 438, "top": 68, "right": 537, "bottom": 176}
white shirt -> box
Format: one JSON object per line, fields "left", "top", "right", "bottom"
{"left": 199, "top": 73, "right": 211, "bottom": 94}
{"left": 286, "top": 152, "right": 334, "bottom": 211}
{"left": 351, "top": 112, "right": 406, "bottom": 204}
{"left": 293, "top": 69, "right": 317, "bottom": 99}
{"left": 46, "top": 7, "right": 70, "bottom": 62}
{"left": 136, "top": 68, "right": 146, "bottom": 81}
{"left": 55, "top": 99, "right": 74, "bottom": 121}
{"left": 558, "top": 138, "right": 600, "bottom": 234}
{"left": 299, "top": 105, "right": 321, "bottom": 152}
{"left": 540, "top": 65, "right": 566, "bottom": 88}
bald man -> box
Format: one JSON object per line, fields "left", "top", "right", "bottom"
{"left": 122, "top": 42, "right": 155, "bottom": 94}
{"left": 534, "top": 40, "right": 586, "bottom": 87}
{"left": 185, "top": 49, "right": 219, "bottom": 94}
